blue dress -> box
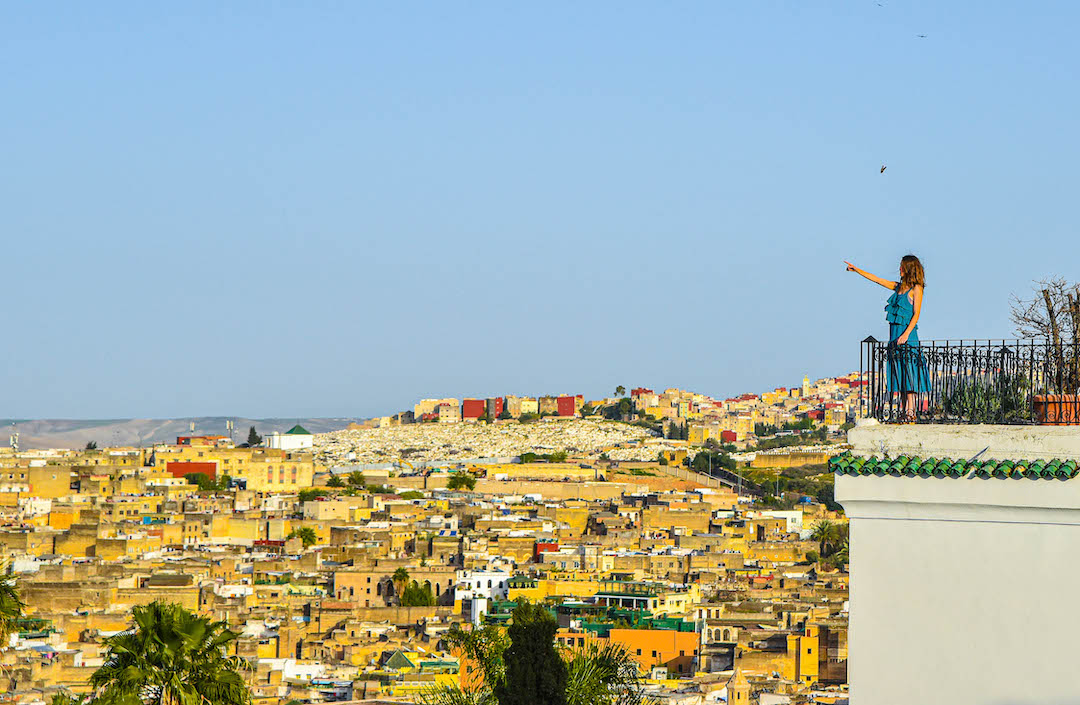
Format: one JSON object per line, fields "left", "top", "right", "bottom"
{"left": 885, "top": 288, "right": 930, "bottom": 393}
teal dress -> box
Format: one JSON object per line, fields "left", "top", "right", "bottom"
{"left": 885, "top": 288, "right": 930, "bottom": 393}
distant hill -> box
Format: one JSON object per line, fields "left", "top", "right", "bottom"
{"left": 0, "top": 417, "right": 360, "bottom": 450}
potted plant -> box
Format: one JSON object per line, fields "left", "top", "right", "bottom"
{"left": 1012, "top": 278, "right": 1080, "bottom": 425}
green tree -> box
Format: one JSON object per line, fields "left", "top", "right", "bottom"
{"left": 398, "top": 490, "right": 424, "bottom": 500}
{"left": 805, "top": 550, "right": 820, "bottom": 564}
{"left": 815, "top": 483, "right": 842, "bottom": 512}
{"left": 834, "top": 538, "right": 849, "bottom": 567}
{"left": 579, "top": 403, "right": 595, "bottom": 417}
{"left": 326, "top": 475, "right": 345, "bottom": 488}
{"left": 422, "top": 617, "right": 648, "bottom": 705}
{"left": 186, "top": 472, "right": 215, "bottom": 492}
{"left": 494, "top": 602, "right": 567, "bottom": 705}
{"left": 498, "top": 409, "right": 512, "bottom": 421}
{"left": 447, "top": 471, "right": 476, "bottom": 491}
{"left": 49, "top": 691, "right": 81, "bottom": 705}
{"left": 85, "top": 441, "right": 98, "bottom": 451}
{"left": 615, "top": 386, "right": 626, "bottom": 398}
{"left": 347, "top": 470, "right": 367, "bottom": 487}
{"left": 90, "top": 601, "right": 250, "bottom": 705}
{"left": 287, "top": 527, "right": 317, "bottom": 548}
{"left": 247, "top": 426, "right": 262, "bottom": 446}
{"left": 564, "top": 642, "right": 649, "bottom": 705}
{"left": 401, "top": 580, "right": 436, "bottom": 607}
{"left": 422, "top": 625, "right": 509, "bottom": 705}
{"left": 0, "top": 570, "right": 25, "bottom": 644}
{"left": 811, "top": 520, "right": 840, "bottom": 557}
{"left": 298, "top": 488, "right": 327, "bottom": 503}
{"left": 603, "top": 398, "right": 632, "bottom": 421}
{"left": 392, "top": 568, "right": 410, "bottom": 597}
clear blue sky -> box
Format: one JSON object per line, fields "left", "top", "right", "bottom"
{"left": 3, "top": 2, "right": 1077, "bottom": 419}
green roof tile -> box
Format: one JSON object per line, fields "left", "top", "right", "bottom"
{"left": 828, "top": 452, "right": 1080, "bottom": 480}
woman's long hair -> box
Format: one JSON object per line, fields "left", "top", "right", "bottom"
{"left": 900, "top": 254, "right": 925, "bottom": 289}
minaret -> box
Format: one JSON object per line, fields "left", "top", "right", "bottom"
{"left": 802, "top": 375, "right": 811, "bottom": 397}
{"left": 726, "top": 667, "right": 750, "bottom": 705}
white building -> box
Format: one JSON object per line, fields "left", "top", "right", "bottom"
{"left": 837, "top": 420, "right": 1080, "bottom": 705}
{"left": 454, "top": 569, "right": 510, "bottom": 625}
{"left": 264, "top": 424, "right": 314, "bottom": 451}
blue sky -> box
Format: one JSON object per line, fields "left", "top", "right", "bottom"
{"left": 3, "top": 2, "right": 1077, "bottom": 419}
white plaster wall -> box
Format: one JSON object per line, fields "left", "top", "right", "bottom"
{"left": 838, "top": 468, "right": 1080, "bottom": 705}
{"left": 848, "top": 419, "right": 1080, "bottom": 462}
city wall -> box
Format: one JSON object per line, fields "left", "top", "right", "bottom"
{"left": 750, "top": 451, "right": 834, "bottom": 469}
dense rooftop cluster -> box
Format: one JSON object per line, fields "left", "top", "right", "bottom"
{"left": 0, "top": 380, "right": 857, "bottom": 704}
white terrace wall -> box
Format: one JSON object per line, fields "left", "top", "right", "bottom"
{"left": 838, "top": 420, "right": 1080, "bottom": 705}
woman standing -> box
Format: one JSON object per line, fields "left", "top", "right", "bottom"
{"left": 845, "top": 255, "right": 930, "bottom": 420}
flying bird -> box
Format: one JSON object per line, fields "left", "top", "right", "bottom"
{"left": 917, "top": 34, "right": 927, "bottom": 38}
{"left": 880, "top": 165, "right": 887, "bottom": 173}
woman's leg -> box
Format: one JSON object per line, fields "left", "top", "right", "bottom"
{"left": 904, "top": 392, "right": 916, "bottom": 420}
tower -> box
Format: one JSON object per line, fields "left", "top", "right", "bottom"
{"left": 726, "top": 668, "right": 750, "bottom": 705}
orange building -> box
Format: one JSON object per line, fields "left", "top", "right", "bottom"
{"left": 608, "top": 629, "right": 699, "bottom": 677}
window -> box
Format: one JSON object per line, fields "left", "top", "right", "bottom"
{"left": 807, "top": 648, "right": 813, "bottom": 654}
{"left": 636, "top": 649, "right": 641, "bottom": 656}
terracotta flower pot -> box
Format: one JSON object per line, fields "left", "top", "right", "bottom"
{"left": 1033, "top": 394, "right": 1080, "bottom": 425}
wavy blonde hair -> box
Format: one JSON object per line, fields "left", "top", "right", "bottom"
{"left": 900, "top": 254, "right": 925, "bottom": 290}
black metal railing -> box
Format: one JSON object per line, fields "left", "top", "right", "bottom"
{"left": 859, "top": 337, "right": 1080, "bottom": 424}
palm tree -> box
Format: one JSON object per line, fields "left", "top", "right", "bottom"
{"left": 90, "top": 601, "right": 250, "bottom": 705}
{"left": 564, "top": 642, "right": 650, "bottom": 705}
{"left": 810, "top": 520, "right": 838, "bottom": 557}
{"left": 834, "top": 537, "right": 849, "bottom": 567}
{"left": 49, "top": 692, "right": 81, "bottom": 705}
{"left": 392, "top": 568, "right": 410, "bottom": 599}
{"left": 615, "top": 386, "right": 626, "bottom": 398}
{"left": 422, "top": 616, "right": 652, "bottom": 705}
{"left": 0, "top": 569, "right": 25, "bottom": 644}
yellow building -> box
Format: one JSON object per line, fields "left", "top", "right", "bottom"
{"left": 152, "top": 445, "right": 315, "bottom": 492}
{"left": 507, "top": 575, "right": 601, "bottom": 602}
{"left": 784, "top": 628, "right": 820, "bottom": 685}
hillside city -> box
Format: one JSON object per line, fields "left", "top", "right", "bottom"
{"left": 0, "top": 374, "right": 864, "bottom": 705}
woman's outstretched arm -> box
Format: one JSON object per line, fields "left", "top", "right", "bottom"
{"left": 896, "top": 285, "right": 923, "bottom": 344}
{"left": 844, "top": 261, "right": 897, "bottom": 290}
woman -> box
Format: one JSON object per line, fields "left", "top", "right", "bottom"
{"left": 845, "top": 255, "right": 930, "bottom": 420}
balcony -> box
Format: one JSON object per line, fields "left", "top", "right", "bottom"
{"left": 859, "top": 337, "right": 1080, "bottom": 424}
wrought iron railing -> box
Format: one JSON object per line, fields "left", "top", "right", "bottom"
{"left": 859, "top": 338, "right": 1080, "bottom": 424}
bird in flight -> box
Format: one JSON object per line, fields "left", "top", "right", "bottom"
{"left": 917, "top": 34, "right": 927, "bottom": 38}
{"left": 880, "top": 165, "right": 887, "bottom": 173}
